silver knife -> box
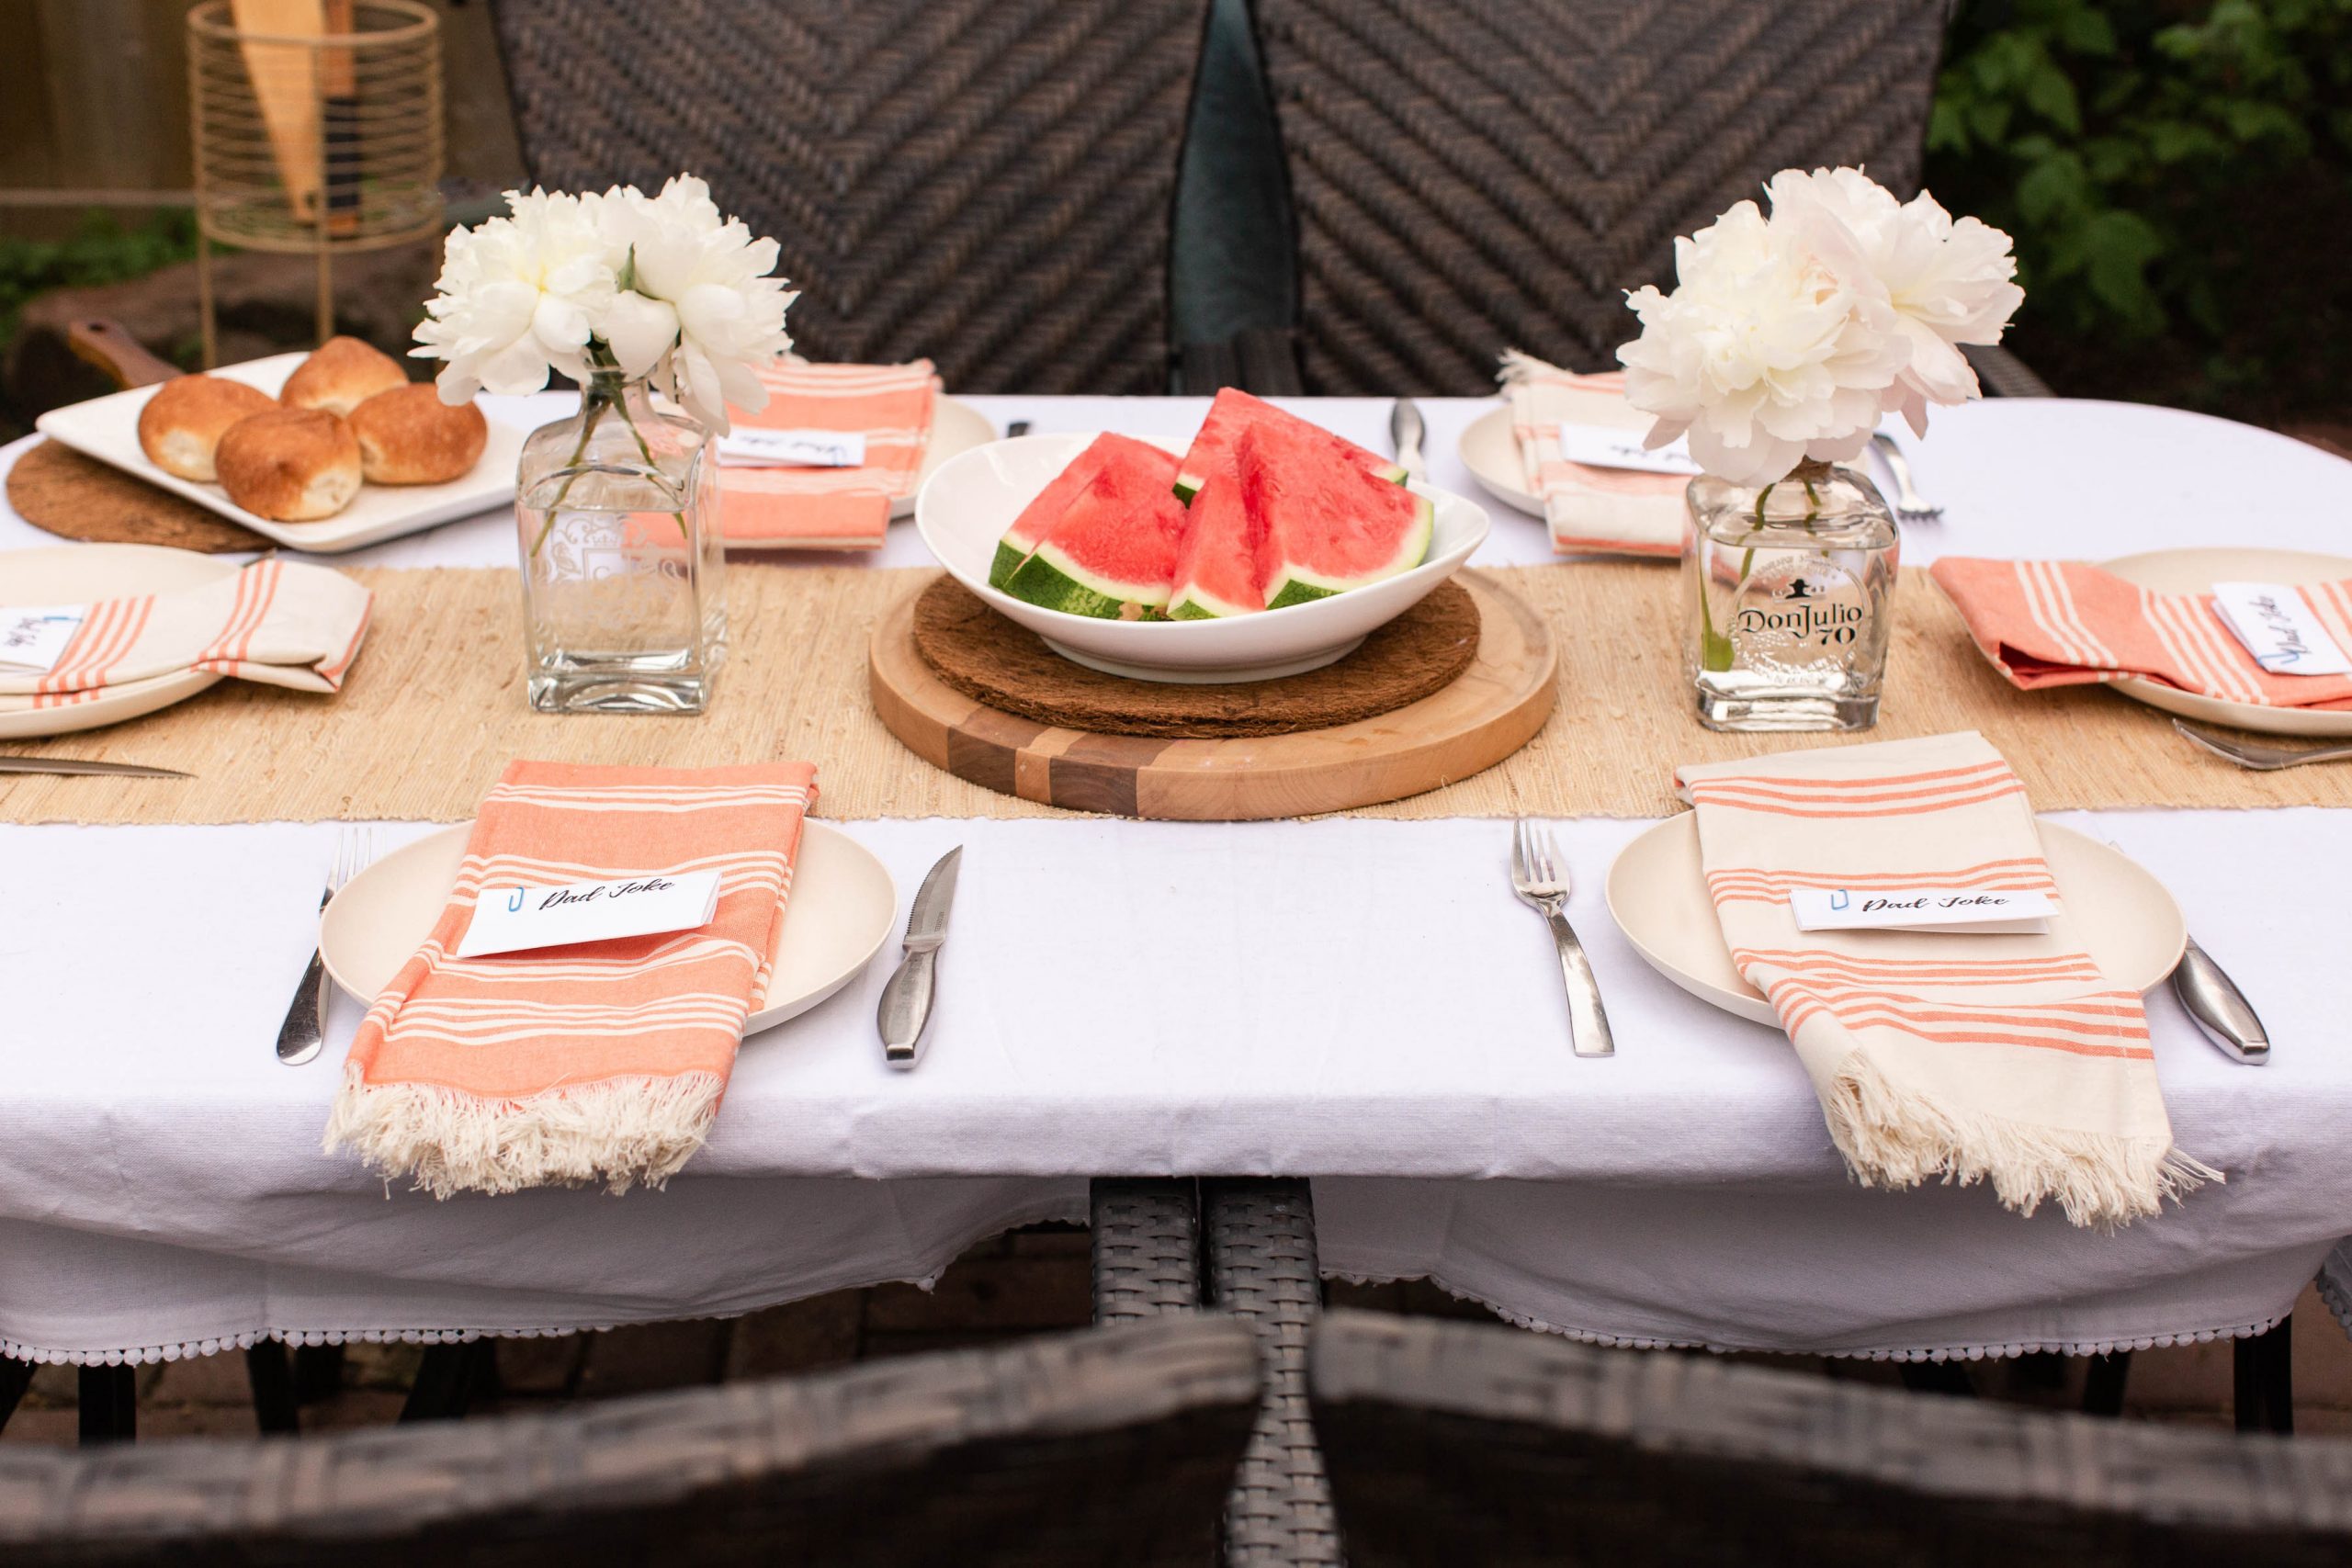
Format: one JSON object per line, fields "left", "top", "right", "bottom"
{"left": 1389, "top": 398, "right": 1426, "bottom": 480}
{"left": 2172, "top": 936, "right": 2269, "bottom": 1065}
{"left": 0, "top": 755, "right": 190, "bottom": 779}
{"left": 876, "top": 846, "right": 962, "bottom": 1070}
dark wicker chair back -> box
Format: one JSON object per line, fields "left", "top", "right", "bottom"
{"left": 0, "top": 1316, "right": 1260, "bottom": 1568}
{"left": 488, "top": 0, "right": 1211, "bottom": 394}
{"left": 1310, "top": 1309, "right": 2352, "bottom": 1567}
{"left": 1253, "top": 0, "right": 1955, "bottom": 394}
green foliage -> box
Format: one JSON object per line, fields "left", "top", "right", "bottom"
{"left": 0, "top": 209, "right": 198, "bottom": 353}
{"left": 1928, "top": 0, "right": 2352, "bottom": 376}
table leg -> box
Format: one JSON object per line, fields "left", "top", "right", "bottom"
{"left": 2082, "top": 1350, "right": 2132, "bottom": 1417}
{"left": 244, "top": 1342, "right": 300, "bottom": 1434}
{"left": 1896, "top": 1361, "right": 1975, "bottom": 1398}
{"left": 77, "top": 1364, "right": 136, "bottom": 1445}
{"left": 293, "top": 1343, "right": 346, "bottom": 1404}
{"left": 400, "top": 1339, "right": 497, "bottom": 1423}
{"left": 0, "top": 1356, "right": 31, "bottom": 1436}
{"left": 2235, "top": 1314, "right": 2292, "bottom": 1434}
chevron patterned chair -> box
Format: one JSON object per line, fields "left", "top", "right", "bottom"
{"left": 487, "top": 0, "right": 1211, "bottom": 394}
{"left": 1234, "top": 0, "right": 2045, "bottom": 398}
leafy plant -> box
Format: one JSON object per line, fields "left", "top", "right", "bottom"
{"left": 0, "top": 208, "right": 198, "bottom": 355}
{"left": 1928, "top": 0, "right": 2352, "bottom": 410}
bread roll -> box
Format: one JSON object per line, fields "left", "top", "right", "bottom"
{"left": 347, "top": 383, "right": 489, "bottom": 484}
{"left": 279, "top": 335, "right": 407, "bottom": 417}
{"left": 136, "top": 375, "right": 277, "bottom": 481}
{"left": 216, "top": 408, "right": 363, "bottom": 522}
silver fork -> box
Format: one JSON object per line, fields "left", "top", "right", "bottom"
{"left": 1871, "top": 432, "right": 1941, "bottom": 525}
{"left": 2174, "top": 718, "right": 2352, "bottom": 771}
{"left": 1510, "top": 820, "right": 1615, "bottom": 1058}
{"left": 277, "top": 826, "right": 373, "bottom": 1066}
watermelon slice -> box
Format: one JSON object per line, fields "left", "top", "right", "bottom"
{"left": 1173, "top": 388, "right": 1407, "bottom": 502}
{"left": 989, "top": 433, "right": 1163, "bottom": 589}
{"left": 1166, "top": 473, "right": 1266, "bottom": 620}
{"left": 1002, "top": 440, "right": 1188, "bottom": 618}
{"left": 1240, "top": 420, "right": 1433, "bottom": 609}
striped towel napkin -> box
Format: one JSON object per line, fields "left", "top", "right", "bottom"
{"left": 718, "top": 359, "right": 940, "bottom": 549}
{"left": 1933, "top": 557, "right": 2352, "bottom": 711}
{"left": 1676, "top": 732, "right": 2213, "bottom": 1228}
{"left": 325, "top": 760, "right": 818, "bottom": 1198}
{"left": 1498, "top": 350, "right": 1685, "bottom": 558}
{"left": 0, "top": 558, "right": 371, "bottom": 714}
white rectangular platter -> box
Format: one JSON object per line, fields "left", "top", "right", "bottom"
{"left": 35, "top": 352, "right": 524, "bottom": 555}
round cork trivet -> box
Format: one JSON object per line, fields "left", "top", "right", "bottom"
{"left": 910, "top": 578, "right": 1482, "bottom": 739}
{"left": 6, "top": 438, "right": 267, "bottom": 552}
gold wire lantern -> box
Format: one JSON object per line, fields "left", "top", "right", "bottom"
{"left": 187, "top": 0, "right": 444, "bottom": 366}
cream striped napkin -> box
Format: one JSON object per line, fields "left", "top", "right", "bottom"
{"left": 326, "top": 760, "right": 817, "bottom": 1198}
{"left": 1676, "top": 732, "right": 2213, "bottom": 1228}
{"left": 718, "top": 359, "right": 940, "bottom": 549}
{"left": 1932, "top": 557, "right": 2352, "bottom": 711}
{"left": 0, "top": 558, "right": 371, "bottom": 714}
{"left": 1498, "top": 350, "right": 1685, "bottom": 558}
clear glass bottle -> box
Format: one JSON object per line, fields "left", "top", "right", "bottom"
{"left": 1681, "top": 458, "right": 1898, "bottom": 731}
{"left": 514, "top": 372, "right": 726, "bottom": 714}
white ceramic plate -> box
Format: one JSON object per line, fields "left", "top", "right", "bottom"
{"left": 2099, "top": 547, "right": 2352, "bottom": 738}
{"left": 0, "top": 543, "right": 238, "bottom": 739}
{"left": 1604, "top": 813, "right": 2186, "bottom": 1028}
{"left": 35, "top": 352, "right": 527, "bottom": 555}
{"left": 723, "top": 395, "right": 997, "bottom": 544}
{"left": 916, "top": 433, "right": 1492, "bottom": 683}
{"left": 1457, "top": 403, "right": 1545, "bottom": 518}
{"left": 321, "top": 821, "right": 899, "bottom": 1037}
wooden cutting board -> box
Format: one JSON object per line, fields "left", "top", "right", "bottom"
{"left": 869, "top": 570, "right": 1555, "bottom": 819}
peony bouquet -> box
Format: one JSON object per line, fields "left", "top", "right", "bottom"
{"left": 1618, "top": 167, "right": 2023, "bottom": 487}
{"left": 412, "top": 175, "right": 795, "bottom": 436}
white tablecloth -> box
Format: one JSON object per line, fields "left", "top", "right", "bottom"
{"left": 4, "top": 395, "right": 2349, "bottom": 1364}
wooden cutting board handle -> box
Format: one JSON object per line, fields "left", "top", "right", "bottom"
{"left": 67, "top": 319, "right": 180, "bottom": 389}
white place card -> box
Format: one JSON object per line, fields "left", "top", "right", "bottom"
{"left": 0, "top": 605, "right": 85, "bottom": 673}
{"left": 456, "top": 869, "right": 724, "bottom": 959}
{"left": 2210, "top": 581, "right": 2352, "bottom": 677}
{"left": 1788, "top": 886, "right": 2054, "bottom": 936}
{"left": 1558, "top": 425, "right": 1701, "bottom": 476}
{"left": 717, "top": 428, "right": 867, "bottom": 468}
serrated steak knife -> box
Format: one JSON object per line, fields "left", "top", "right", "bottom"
{"left": 876, "top": 846, "right": 962, "bottom": 1070}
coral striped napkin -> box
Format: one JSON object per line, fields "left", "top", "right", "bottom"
{"left": 1933, "top": 557, "right": 2352, "bottom": 710}
{"left": 0, "top": 558, "right": 370, "bottom": 714}
{"left": 1676, "top": 732, "right": 2212, "bottom": 1228}
{"left": 718, "top": 359, "right": 940, "bottom": 549}
{"left": 325, "top": 760, "right": 818, "bottom": 1198}
{"left": 1498, "top": 351, "right": 1685, "bottom": 558}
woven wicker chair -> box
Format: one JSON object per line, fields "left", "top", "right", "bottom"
{"left": 1310, "top": 1308, "right": 2352, "bottom": 1567}
{"left": 487, "top": 0, "right": 1210, "bottom": 394}
{"left": 1240, "top": 0, "right": 2057, "bottom": 399}
{"left": 0, "top": 1315, "right": 1259, "bottom": 1567}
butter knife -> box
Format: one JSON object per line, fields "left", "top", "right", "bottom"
{"left": 2172, "top": 936, "right": 2269, "bottom": 1065}
{"left": 0, "top": 755, "right": 190, "bottom": 779}
{"left": 876, "top": 846, "right": 962, "bottom": 1070}
{"left": 1389, "top": 397, "right": 1426, "bottom": 480}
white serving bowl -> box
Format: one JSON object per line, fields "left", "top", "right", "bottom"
{"left": 914, "top": 433, "right": 1492, "bottom": 683}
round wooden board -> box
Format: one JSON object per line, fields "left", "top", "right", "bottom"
{"left": 870, "top": 569, "right": 1556, "bottom": 819}
{"left": 6, "top": 438, "right": 267, "bottom": 552}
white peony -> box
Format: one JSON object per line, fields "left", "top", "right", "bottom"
{"left": 1764, "top": 167, "right": 2023, "bottom": 435}
{"left": 1618, "top": 198, "right": 1910, "bottom": 487}
{"left": 412, "top": 188, "right": 616, "bottom": 403}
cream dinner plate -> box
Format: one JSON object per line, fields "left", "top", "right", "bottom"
{"left": 1603, "top": 814, "right": 2186, "bottom": 1029}
{"left": 321, "top": 821, "right": 899, "bottom": 1037}
{"left": 2099, "top": 547, "right": 2352, "bottom": 738}
{"left": 1457, "top": 404, "right": 1545, "bottom": 518}
{"left": 0, "top": 543, "right": 239, "bottom": 739}
{"left": 35, "top": 351, "right": 529, "bottom": 556}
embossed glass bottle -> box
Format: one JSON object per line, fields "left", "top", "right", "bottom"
{"left": 514, "top": 372, "right": 726, "bottom": 714}
{"left": 1682, "top": 458, "right": 1898, "bottom": 731}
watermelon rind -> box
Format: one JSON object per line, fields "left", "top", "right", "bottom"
{"left": 988, "top": 537, "right": 1031, "bottom": 591}
{"left": 1261, "top": 492, "right": 1435, "bottom": 608}
{"left": 1004, "top": 542, "right": 1170, "bottom": 619}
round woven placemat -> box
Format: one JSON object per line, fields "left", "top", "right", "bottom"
{"left": 910, "top": 577, "right": 1481, "bottom": 738}
{"left": 6, "top": 438, "right": 267, "bottom": 552}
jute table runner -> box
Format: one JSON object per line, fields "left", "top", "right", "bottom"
{"left": 5, "top": 563, "right": 2345, "bottom": 825}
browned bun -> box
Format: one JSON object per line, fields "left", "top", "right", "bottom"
{"left": 216, "top": 408, "right": 363, "bottom": 522}
{"left": 347, "top": 383, "right": 489, "bottom": 484}
{"left": 278, "top": 335, "right": 408, "bottom": 417}
{"left": 136, "top": 375, "right": 277, "bottom": 481}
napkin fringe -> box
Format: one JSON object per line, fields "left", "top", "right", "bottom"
{"left": 1823, "top": 1052, "right": 2221, "bottom": 1231}
{"left": 324, "top": 1066, "right": 725, "bottom": 1200}
{"left": 1496, "top": 346, "right": 1555, "bottom": 388}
